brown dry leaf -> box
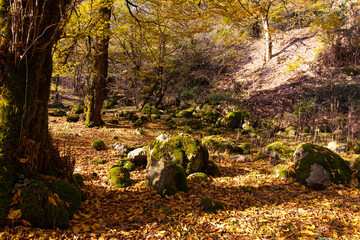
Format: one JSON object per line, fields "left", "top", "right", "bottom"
{"left": 7, "top": 209, "right": 22, "bottom": 220}
{"left": 18, "top": 158, "right": 29, "bottom": 163}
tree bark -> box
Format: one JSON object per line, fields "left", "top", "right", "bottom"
{"left": 0, "top": 0, "right": 72, "bottom": 226}
{"left": 85, "top": 0, "right": 112, "bottom": 127}
{"left": 262, "top": 15, "right": 272, "bottom": 62}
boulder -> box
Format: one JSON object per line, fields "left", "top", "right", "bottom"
{"left": 112, "top": 142, "right": 129, "bottom": 153}
{"left": 127, "top": 148, "right": 147, "bottom": 167}
{"left": 221, "top": 111, "right": 249, "bottom": 129}
{"left": 146, "top": 134, "right": 210, "bottom": 195}
{"left": 294, "top": 143, "right": 352, "bottom": 190}
{"left": 264, "top": 141, "right": 293, "bottom": 161}
{"left": 147, "top": 134, "right": 209, "bottom": 175}
{"left": 327, "top": 141, "right": 347, "bottom": 153}
{"left": 146, "top": 161, "right": 188, "bottom": 196}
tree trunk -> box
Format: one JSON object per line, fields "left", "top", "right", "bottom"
{"left": 85, "top": 0, "right": 112, "bottom": 127}
{"left": 262, "top": 16, "right": 272, "bottom": 62}
{"left": 0, "top": 0, "right": 72, "bottom": 226}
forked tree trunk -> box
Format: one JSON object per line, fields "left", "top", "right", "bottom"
{"left": 85, "top": 0, "right": 112, "bottom": 127}
{"left": 0, "top": 0, "right": 71, "bottom": 225}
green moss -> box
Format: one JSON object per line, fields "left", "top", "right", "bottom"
{"left": 141, "top": 103, "right": 159, "bottom": 115}
{"left": 112, "top": 158, "right": 135, "bottom": 172}
{"left": 149, "top": 114, "right": 160, "bottom": 121}
{"left": 47, "top": 180, "right": 82, "bottom": 217}
{"left": 92, "top": 139, "right": 106, "bottom": 151}
{"left": 200, "top": 198, "right": 225, "bottom": 213}
{"left": 72, "top": 173, "right": 84, "bottom": 187}
{"left": 265, "top": 141, "right": 293, "bottom": 159}
{"left": 71, "top": 104, "right": 85, "bottom": 114}
{"left": 94, "top": 158, "right": 107, "bottom": 164}
{"left": 272, "top": 165, "right": 295, "bottom": 179}
{"left": 21, "top": 180, "right": 69, "bottom": 229}
{"left": 294, "top": 143, "right": 352, "bottom": 185}
{"left": 108, "top": 167, "right": 131, "bottom": 188}
{"left": 49, "top": 109, "right": 67, "bottom": 117}
{"left": 188, "top": 172, "right": 208, "bottom": 182}
{"left": 176, "top": 107, "right": 195, "bottom": 118}
{"left": 221, "top": 111, "right": 250, "bottom": 129}
{"left": 241, "top": 143, "right": 251, "bottom": 154}
{"left": 200, "top": 104, "right": 221, "bottom": 123}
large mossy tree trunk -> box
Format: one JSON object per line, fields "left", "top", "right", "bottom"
{"left": 85, "top": 0, "right": 112, "bottom": 127}
{"left": 0, "top": 0, "right": 72, "bottom": 226}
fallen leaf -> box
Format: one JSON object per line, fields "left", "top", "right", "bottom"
{"left": 7, "top": 209, "right": 22, "bottom": 220}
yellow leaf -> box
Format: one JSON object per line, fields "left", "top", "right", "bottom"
{"left": 48, "top": 196, "right": 57, "bottom": 206}
{"left": 297, "top": 230, "right": 316, "bottom": 236}
{"left": 7, "top": 209, "right": 22, "bottom": 220}
{"left": 73, "top": 226, "right": 81, "bottom": 234}
{"left": 82, "top": 224, "right": 90, "bottom": 232}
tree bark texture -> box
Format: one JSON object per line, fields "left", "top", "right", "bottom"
{"left": 0, "top": 0, "right": 72, "bottom": 225}
{"left": 85, "top": 0, "right": 112, "bottom": 127}
{"left": 262, "top": 16, "right": 272, "bottom": 62}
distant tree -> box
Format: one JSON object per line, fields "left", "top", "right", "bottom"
{"left": 207, "top": 0, "right": 290, "bottom": 62}
{"left": 85, "top": 0, "right": 113, "bottom": 127}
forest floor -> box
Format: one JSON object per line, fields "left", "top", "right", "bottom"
{"left": 1, "top": 113, "right": 360, "bottom": 239}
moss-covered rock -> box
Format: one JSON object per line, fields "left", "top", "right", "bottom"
{"left": 108, "top": 118, "right": 119, "bottom": 124}
{"left": 112, "top": 158, "right": 135, "bottom": 172}
{"left": 127, "top": 148, "right": 147, "bottom": 167}
{"left": 146, "top": 162, "right": 188, "bottom": 196}
{"left": 72, "top": 173, "right": 84, "bottom": 187}
{"left": 92, "top": 139, "right": 106, "bottom": 151}
{"left": 176, "top": 107, "right": 195, "bottom": 118}
{"left": 202, "top": 136, "right": 242, "bottom": 154}
{"left": 66, "top": 114, "right": 80, "bottom": 123}
{"left": 49, "top": 109, "right": 67, "bottom": 117}
{"left": 149, "top": 114, "right": 160, "bottom": 121}
{"left": 294, "top": 143, "right": 352, "bottom": 190}
{"left": 199, "top": 198, "right": 225, "bottom": 213}
{"left": 199, "top": 104, "right": 221, "bottom": 124}
{"left": 108, "top": 167, "right": 131, "bottom": 188}
{"left": 20, "top": 179, "right": 81, "bottom": 229}
{"left": 142, "top": 103, "right": 159, "bottom": 115}
{"left": 188, "top": 172, "right": 208, "bottom": 182}
{"left": 71, "top": 104, "right": 85, "bottom": 114}
{"left": 93, "top": 158, "right": 107, "bottom": 164}
{"left": 21, "top": 180, "right": 69, "bottom": 229}
{"left": 221, "top": 111, "right": 249, "bottom": 129}
{"left": 147, "top": 135, "right": 209, "bottom": 175}
{"left": 272, "top": 164, "right": 295, "bottom": 179}
{"left": 47, "top": 180, "right": 82, "bottom": 217}
{"left": 206, "top": 160, "right": 220, "bottom": 176}
{"left": 264, "top": 141, "right": 293, "bottom": 160}
{"left": 327, "top": 141, "right": 347, "bottom": 153}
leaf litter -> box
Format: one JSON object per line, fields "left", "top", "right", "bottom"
{"left": 1, "top": 116, "right": 360, "bottom": 239}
